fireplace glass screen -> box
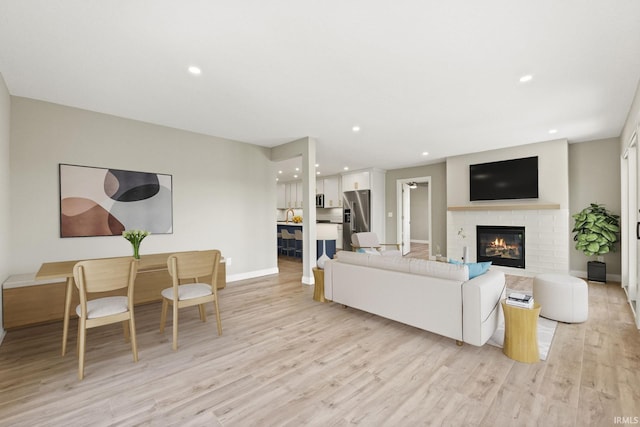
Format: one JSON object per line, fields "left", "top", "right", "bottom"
{"left": 476, "top": 226, "right": 525, "bottom": 268}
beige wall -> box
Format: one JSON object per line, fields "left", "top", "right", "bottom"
{"left": 385, "top": 162, "right": 447, "bottom": 254}
{"left": 0, "top": 74, "right": 10, "bottom": 334}
{"left": 568, "top": 138, "right": 621, "bottom": 275}
{"left": 9, "top": 97, "right": 277, "bottom": 279}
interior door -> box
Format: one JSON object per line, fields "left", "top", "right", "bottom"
{"left": 402, "top": 184, "right": 411, "bottom": 255}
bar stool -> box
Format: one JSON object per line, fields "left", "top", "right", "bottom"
{"left": 294, "top": 229, "right": 303, "bottom": 259}
{"left": 277, "top": 232, "right": 283, "bottom": 255}
{"left": 280, "top": 229, "right": 296, "bottom": 256}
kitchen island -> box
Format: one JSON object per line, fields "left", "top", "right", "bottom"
{"left": 276, "top": 222, "right": 342, "bottom": 258}
{"left": 277, "top": 222, "right": 302, "bottom": 258}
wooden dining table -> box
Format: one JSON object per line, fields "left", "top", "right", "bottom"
{"left": 34, "top": 251, "right": 226, "bottom": 356}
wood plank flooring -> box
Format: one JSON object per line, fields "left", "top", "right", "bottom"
{"left": 1, "top": 253, "right": 639, "bottom": 426}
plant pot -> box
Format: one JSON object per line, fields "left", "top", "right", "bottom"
{"left": 587, "top": 260, "right": 606, "bottom": 283}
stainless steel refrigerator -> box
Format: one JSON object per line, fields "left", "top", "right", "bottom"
{"left": 342, "top": 190, "right": 371, "bottom": 250}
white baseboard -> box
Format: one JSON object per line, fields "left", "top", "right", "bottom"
{"left": 227, "top": 267, "right": 279, "bottom": 283}
{"left": 410, "top": 239, "right": 429, "bottom": 244}
{"left": 227, "top": 267, "right": 315, "bottom": 286}
{"left": 0, "top": 328, "right": 5, "bottom": 347}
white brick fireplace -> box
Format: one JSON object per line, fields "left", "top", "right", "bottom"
{"left": 447, "top": 207, "right": 570, "bottom": 276}
{"left": 445, "top": 139, "right": 571, "bottom": 276}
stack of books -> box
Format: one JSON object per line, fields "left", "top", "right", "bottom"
{"left": 506, "top": 292, "right": 534, "bottom": 309}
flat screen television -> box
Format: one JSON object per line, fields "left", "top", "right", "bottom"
{"left": 469, "top": 156, "right": 539, "bottom": 201}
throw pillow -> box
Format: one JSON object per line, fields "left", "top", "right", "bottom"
{"left": 467, "top": 261, "right": 492, "bottom": 278}
{"left": 448, "top": 259, "right": 492, "bottom": 279}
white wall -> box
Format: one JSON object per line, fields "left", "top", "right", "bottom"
{"left": 9, "top": 97, "right": 277, "bottom": 280}
{"left": 446, "top": 139, "right": 569, "bottom": 209}
{"left": 0, "top": 74, "right": 10, "bottom": 336}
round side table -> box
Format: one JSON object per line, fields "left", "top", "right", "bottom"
{"left": 501, "top": 300, "right": 541, "bottom": 363}
{"left": 312, "top": 268, "right": 329, "bottom": 302}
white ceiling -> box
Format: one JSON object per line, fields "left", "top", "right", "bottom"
{"left": 1, "top": 1, "right": 640, "bottom": 181}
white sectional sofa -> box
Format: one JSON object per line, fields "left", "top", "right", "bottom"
{"left": 324, "top": 251, "right": 506, "bottom": 346}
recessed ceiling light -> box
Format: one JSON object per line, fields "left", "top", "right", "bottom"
{"left": 548, "top": 129, "right": 558, "bottom": 134}
{"left": 276, "top": 178, "right": 279, "bottom": 182}
{"left": 295, "top": 167, "right": 300, "bottom": 172}
{"left": 352, "top": 126, "right": 360, "bottom": 133}
{"left": 293, "top": 174, "right": 298, "bottom": 178}
{"left": 188, "top": 66, "right": 201, "bottom": 75}
{"left": 422, "top": 152, "right": 429, "bottom": 156}
{"left": 278, "top": 170, "right": 283, "bottom": 174}
{"left": 316, "top": 171, "right": 321, "bottom": 175}
{"left": 343, "top": 166, "right": 349, "bottom": 171}
{"left": 519, "top": 74, "right": 533, "bottom": 83}
{"left": 315, "top": 164, "right": 319, "bottom": 168}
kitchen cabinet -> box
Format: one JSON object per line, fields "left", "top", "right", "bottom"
{"left": 316, "top": 179, "right": 324, "bottom": 194}
{"left": 295, "top": 181, "right": 304, "bottom": 208}
{"left": 277, "top": 183, "right": 287, "bottom": 209}
{"left": 322, "top": 176, "right": 341, "bottom": 207}
{"left": 280, "top": 181, "right": 303, "bottom": 208}
{"left": 286, "top": 183, "right": 294, "bottom": 208}
{"left": 342, "top": 171, "right": 370, "bottom": 191}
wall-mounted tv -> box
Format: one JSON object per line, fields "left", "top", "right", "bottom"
{"left": 469, "top": 156, "right": 539, "bottom": 201}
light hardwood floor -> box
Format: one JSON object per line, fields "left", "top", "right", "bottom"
{"left": 1, "top": 254, "right": 639, "bottom": 426}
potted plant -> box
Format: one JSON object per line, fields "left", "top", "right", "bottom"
{"left": 572, "top": 203, "right": 620, "bottom": 282}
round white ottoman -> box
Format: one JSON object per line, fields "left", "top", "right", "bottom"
{"left": 533, "top": 274, "right": 588, "bottom": 323}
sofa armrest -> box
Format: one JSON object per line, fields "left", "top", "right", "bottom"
{"left": 462, "top": 270, "right": 506, "bottom": 346}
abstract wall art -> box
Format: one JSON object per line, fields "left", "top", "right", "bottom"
{"left": 59, "top": 164, "right": 173, "bottom": 237}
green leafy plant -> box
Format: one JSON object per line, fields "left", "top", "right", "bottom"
{"left": 572, "top": 203, "right": 620, "bottom": 256}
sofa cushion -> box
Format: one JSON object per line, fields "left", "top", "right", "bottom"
{"left": 409, "top": 258, "right": 468, "bottom": 281}
{"left": 335, "top": 251, "right": 468, "bottom": 281}
{"left": 367, "top": 254, "right": 413, "bottom": 273}
{"left": 336, "top": 250, "right": 374, "bottom": 266}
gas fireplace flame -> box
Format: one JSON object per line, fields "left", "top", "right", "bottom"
{"left": 492, "top": 238, "right": 506, "bottom": 248}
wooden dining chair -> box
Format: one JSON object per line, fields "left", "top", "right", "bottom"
{"left": 72, "top": 257, "right": 139, "bottom": 380}
{"left": 160, "top": 250, "right": 222, "bottom": 350}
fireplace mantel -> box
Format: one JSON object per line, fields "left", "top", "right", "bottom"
{"left": 447, "top": 203, "right": 560, "bottom": 211}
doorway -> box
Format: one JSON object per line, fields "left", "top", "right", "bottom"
{"left": 396, "top": 177, "right": 432, "bottom": 257}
